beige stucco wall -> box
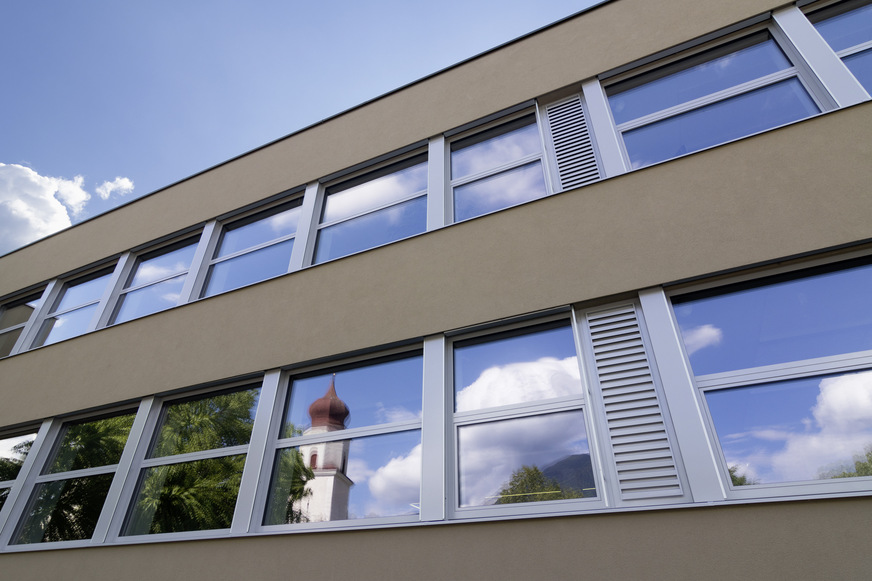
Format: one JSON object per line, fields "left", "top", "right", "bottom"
{"left": 0, "top": 0, "right": 784, "bottom": 296}
{"left": 0, "top": 497, "right": 868, "bottom": 580}
{"left": 0, "top": 101, "right": 870, "bottom": 427}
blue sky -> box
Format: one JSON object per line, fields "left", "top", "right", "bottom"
{"left": 0, "top": 0, "right": 601, "bottom": 256}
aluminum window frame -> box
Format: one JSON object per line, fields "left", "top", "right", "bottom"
{"left": 0, "top": 291, "right": 45, "bottom": 358}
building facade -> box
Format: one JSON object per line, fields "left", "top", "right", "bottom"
{"left": 1, "top": 0, "right": 871, "bottom": 578}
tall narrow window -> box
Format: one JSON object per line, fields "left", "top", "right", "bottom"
{"left": 31, "top": 270, "right": 114, "bottom": 348}
{"left": 202, "top": 200, "right": 302, "bottom": 297}
{"left": 0, "top": 431, "right": 37, "bottom": 512}
{"left": 111, "top": 238, "right": 199, "bottom": 324}
{"left": 263, "top": 353, "right": 423, "bottom": 525}
{"left": 122, "top": 385, "right": 261, "bottom": 536}
{"left": 0, "top": 293, "right": 42, "bottom": 357}
{"left": 12, "top": 411, "right": 136, "bottom": 544}
{"left": 452, "top": 321, "right": 597, "bottom": 510}
{"left": 450, "top": 114, "right": 548, "bottom": 222}
{"left": 313, "top": 155, "right": 428, "bottom": 264}
{"left": 606, "top": 30, "right": 820, "bottom": 168}
{"left": 810, "top": 0, "right": 872, "bottom": 91}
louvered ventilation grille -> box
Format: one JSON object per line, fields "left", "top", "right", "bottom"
{"left": 586, "top": 305, "right": 683, "bottom": 501}
{"left": 544, "top": 95, "right": 600, "bottom": 191}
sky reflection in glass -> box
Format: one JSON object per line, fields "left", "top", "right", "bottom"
{"left": 451, "top": 119, "right": 541, "bottom": 180}
{"left": 113, "top": 274, "right": 186, "bottom": 324}
{"left": 54, "top": 273, "right": 112, "bottom": 313}
{"left": 216, "top": 204, "right": 301, "bottom": 258}
{"left": 707, "top": 370, "right": 872, "bottom": 484}
{"left": 845, "top": 48, "right": 872, "bottom": 91}
{"left": 453, "top": 161, "right": 546, "bottom": 222}
{"left": 322, "top": 161, "right": 427, "bottom": 224}
{"left": 0, "top": 432, "right": 37, "bottom": 482}
{"left": 34, "top": 303, "right": 100, "bottom": 347}
{"left": 203, "top": 238, "right": 294, "bottom": 297}
{"left": 128, "top": 243, "right": 197, "bottom": 288}
{"left": 813, "top": 3, "right": 872, "bottom": 52}
{"left": 623, "top": 78, "right": 818, "bottom": 168}
{"left": 674, "top": 262, "right": 872, "bottom": 376}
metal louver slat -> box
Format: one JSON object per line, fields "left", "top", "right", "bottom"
{"left": 584, "top": 304, "right": 684, "bottom": 502}
{"left": 543, "top": 94, "right": 601, "bottom": 191}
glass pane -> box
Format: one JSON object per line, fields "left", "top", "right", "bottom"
{"left": 0, "top": 296, "right": 41, "bottom": 329}
{"left": 47, "top": 412, "right": 136, "bottom": 474}
{"left": 322, "top": 161, "right": 427, "bottom": 224}
{"left": 32, "top": 303, "right": 99, "bottom": 347}
{"left": 845, "top": 47, "right": 872, "bottom": 92}
{"left": 54, "top": 272, "right": 112, "bottom": 313}
{"left": 123, "top": 455, "right": 246, "bottom": 535}
{"left": 813, "top": 3, "right": 872, "bottom": 52}
{"left": 314, "top": 195, "right": 426, "bottom": 263}
{"left": 264, "top": 430, "right": 421, "bottom": 524}
{"left": 128, "top": 242, "right": 197, "bottom": 288}
{"left": 453, "top": 161, "right": 547, "bottom": 222}
{"left": 608, "top": 37, "right": 791, "bottom": 125}
{"left": 283, "top": 355, "right": 422, "bottom": 438}
{"left": 674, "top": 262, "right": 872, "bottom": 376}
{"left": 454, "top": 323, "right": 581, "bottom": 413}
{"left": 457, "top": 411, "right": 594, "bottom": 507}
{"left": 113, "top": 274, "right": 186, "bottom": 324}
{"left": 0, "top": 487, "right": 8, "bottom": 512}
{"left": 0, "top": 432, "right": 37, "bottom": 481}
{"left": 203, "top": 238, "right": 294, "bottom": 297}
{"left": 150, "top": 387, "right": 260, "bottom": 458}
{"left": 623, "top": 78, "right": 818, "bottom": 169}
{"left": 13, "top": 473, "right": 115, "bottom": 544}
{"left": 0, "top": 328, "right": 22, "bottom": 358}
{"left": 707, "top": 370, "right": 872, "bottom": 485}
{"left": 451, "top": 118, "right": 541, "bottom": 180}
{"left": 216, "top": 204, "right": 301, "bottom": 258}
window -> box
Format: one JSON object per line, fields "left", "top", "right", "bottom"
{"left": 449, "top": 114, "right": 549, "bottom": 222}
{"left": 110, "top": 238, "right": 200, "bottom": 325}
{"left": 451, "top": 321, "right": 598, "bottom": 513}
{"left": 11, "top": 411, "right": 136, "bottom": 544}
{"left": 810, "top": 0, "right": 872, "bottom": 91}
{"left": 606, "top": 29, "right": 821, "bottom": 168}
{"left": 313, "top": 154, "right": 428, "bottom": 264}
{"left": 262, "top": 353, "right": 423, "bottom": 525}
{"left": 0, "top": 431, "right": 37, "bottom": 513}
{"left": 202, "top": 200, "right": 302, "bottom": 297}
{"left": 0, "top": 293, "right": 42, "bottom": 358}
{"left": 672, "top": 259, "right": 872, "bottom": 492}
{"left": 30, "top": 269, "right": 114, "bottom": 348}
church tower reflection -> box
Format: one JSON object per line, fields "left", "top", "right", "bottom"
{"left": 297, "top": 375, "right": 352, "bottom": 521}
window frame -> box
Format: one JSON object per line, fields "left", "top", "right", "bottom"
{"left": 0, "top": 291, "right": 45, "bottom": 358}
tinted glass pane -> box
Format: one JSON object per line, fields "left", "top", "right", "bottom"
{"left": 608, "top": 37, "right": 791, "bottom": 125}
{"left": 13, "top": 473, "right": 115, "bottom": 544}
{"left": 54, "top": 272, "right": 112, "bottom": 312}
{"left": 314, "top": 195, "right": 426, "bottom": 263}
{"left": 707, "top": 370, "right": 872, "bottom": 485}
{"left": 128, "top": 242, "right": 197, "bottom": 288}
{"left": 0, "top": 297, "right": 40, "bottom": 329}
{"left": 457, "top": 411, "right": 594, "bottom": 507}
{"left": 813, "top": 3, "right": 872, "bottom": 52}
{"left": 0, "top": 432, "right": 37, "bottom": 481}
{"left": 216, "top": 204, "right": 301, "bottom": 258}
{"left": 845, "top": 48, "right": 872, "bottom": 92}
{"left": 33, "top": 303, "right": 99, "bottom": 347}
{"left": 283, "top": 355, "right": 422, "bottom": 438}
{"left": 0, "top": 328, "right": 22, "bottom": 358}
{"left": 150, "top": 387, "right": 260, "bottom": 458}
{"left": 454, "top": 323, "right": 581, "bottom": 412}
{"left": 123, "top": 455, "right": 246, "bottom": 535}
{"left": 113, "top": 274, "right": 186, "bottom": 324}
{"left": 203, "top": 238, "right": 294, "bottom": 297}
{"left": 674, "top": 262, "right": 872, "bottom": 376}
{"left": 48, "top": 413, "right": 136, "bottom": 474}
{"left": 453, "top": 161, "right": 547, "bottom": 222}
{"left": 623, "top": 78, "right": 818, "bottom": 169}
{"left": 451, "top": 119, "right": 541, "bottom": 180}
{"left": 264, "top": 430, "right": 421, "bottom": 524}
{"left": 322, "top": 161, "right": 427, "bottom": 224}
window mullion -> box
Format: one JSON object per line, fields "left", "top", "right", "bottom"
{"left": 9, "top": 284, "right": 55, "bottom": 355}
{"left": 581, "top": 78, "right": 629, "bottom": 177}
{"left": 232, "top": 370, "right": 281, "bottom": 535}
{"left": 426, "top": 136, "right": 447, "bottom": 230}
{"left": 637, "top": 287, "right": 726, "bottom": 502}
{"left": 773, "top": 5, "right": 870, "bottom": 107}
{"left": 178, "top": 222, "right": 218, "bottom": 304}
{"left": 93, "top": 252, "right": 134, "bottom": 329}
{"left": 289, "top": 182, "right": 321, "bottom": 270}
{"left": 419, "top": 335, "right": 447, "bottom": 522}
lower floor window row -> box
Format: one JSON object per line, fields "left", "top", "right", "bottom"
{"left": 2, "top": 255, "right": 872, "bottom": 548}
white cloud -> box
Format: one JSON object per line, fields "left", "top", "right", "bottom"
{"left": 456, "top": 356, "right": 581, "bottom": 412}
{"left": 95, "top": 176, "right": 134, "bottom": 200}
{"left": 681, "top": 324, "right": 723, "bottom": 356}
{"left": 366, "top": 443, "right": 422, "bottom": 516}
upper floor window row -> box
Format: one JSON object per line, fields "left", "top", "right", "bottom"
{"left": 1, "top": 2, "right": 869, "bottom": 356}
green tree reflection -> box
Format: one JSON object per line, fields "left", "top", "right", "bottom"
{"left": 728, "top": 465, "right": 758, "bottom": 486}
{"left": 824, "top": 447, "right": 872, "bottom": 479}
{"left": 494, "top": 465, "right": 584, "bottom": 504}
